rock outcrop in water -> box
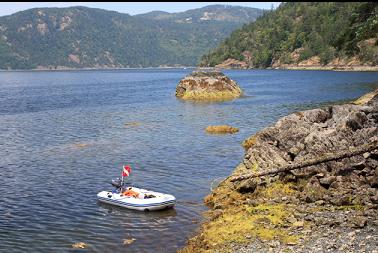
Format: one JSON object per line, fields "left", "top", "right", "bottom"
{"left": 175, "top": 71, "right": 243, "bottom": 101}
{"left": 205, "top": 125, "right": 239, "bottom": 134}
{"left": 180, "top": 88, "right": 378, "bottom": 253}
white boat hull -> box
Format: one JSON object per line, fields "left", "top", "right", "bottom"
{"left": 97, "top": 188, "right": 176, "bottom": 211}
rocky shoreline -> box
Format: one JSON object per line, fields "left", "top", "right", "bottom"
{"left": 274, "top": 65, "right": 378, "bottom": 72}
{"left": 214, "top": 54, "right": 378, "bottom": 72}
{"left": 215, "top": 64, "right": 378, "bottom": 72}
{"left": 180, "top": 88, "right": 378, "bottom": 253}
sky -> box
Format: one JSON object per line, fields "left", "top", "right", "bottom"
{"left": 0, "top": 2, "right": 281, "bottom": 17}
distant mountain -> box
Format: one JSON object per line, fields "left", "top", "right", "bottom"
{"left": 136, "top": 5, "right": 264, "bottom": 23}
{"left": 200, "top": 2, "right": 378, "bottom": 69}
{"left": 0, "top": 5, "right": 265, "bottom": 70}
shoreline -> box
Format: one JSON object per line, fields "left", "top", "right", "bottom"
{"left": 1, "top": 65, "right": 378, "bottom": 73}
{"left": 274, "top": 65, "right": 378, "bottom": 72}
{"left": 180, "top": 88, "right": 378, "bottom": 252}
{"left": 215, "top": 65, "right": 378, "bottom": 72}
{"left": 0, "top": 66, "right": 198, "bottom": 72}
{"left": 213, "top": 59, "right": 378, "bottom": 72}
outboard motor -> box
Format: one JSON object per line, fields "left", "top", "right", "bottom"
{"left": 111, "top": 178, "right": 123, "bottom": 188}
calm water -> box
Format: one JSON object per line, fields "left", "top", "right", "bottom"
{"left": 1, "top": 69, "right": 378, "bottom": 253}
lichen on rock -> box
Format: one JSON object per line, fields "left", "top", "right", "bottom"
{"left": 175, "top": 71, "right": 243, "bottom": 101}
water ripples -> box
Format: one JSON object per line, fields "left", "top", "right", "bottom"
{"left": 0, "top": 69, "right": 377, "bottom": 252}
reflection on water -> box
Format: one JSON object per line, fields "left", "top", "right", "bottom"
{"left": 0, "top": 69, "right": 378, "bottom": 252}
{"left": 98, "top": 201, "right": 178, "bottom": 218}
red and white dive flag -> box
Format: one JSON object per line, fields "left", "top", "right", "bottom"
{"left": 122, "top": 165, "right": 131, "bottom": 177}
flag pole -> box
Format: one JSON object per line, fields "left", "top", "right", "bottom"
{"left": 121, "top": 168, "right": 124, "bottom": 193}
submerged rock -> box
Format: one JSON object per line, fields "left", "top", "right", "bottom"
{"left": 73, "top": 143, "right": 89, "bottom": 148}
{"left": 72, "top": 242, "right": 87, "bottom": 249}
{"left": 205, "top": 125, "right": 239, "bottom": 134}
{"left": 175, "top": 71, "right": 243, "bottom": 101}
{"left": 123, "top": 238, "right": 136, "bottom": 245}
{"left": 124, "top": 121, "right": 142, "bottom": 128}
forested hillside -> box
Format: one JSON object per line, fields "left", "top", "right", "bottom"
{"left": 0, "top": 5, "right": 264, "bottom": 69}
{"left": 200, "top": 2, "right": 378, "bottom": 69}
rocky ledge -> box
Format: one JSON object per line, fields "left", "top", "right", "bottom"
{"left": 175, "top": 71, "right": 243, "bottom": 101}
{"left": 180, "top": 88, "right": 378, "bottom": 253}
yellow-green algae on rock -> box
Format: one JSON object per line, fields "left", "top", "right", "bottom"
{"left": 352, "top": 88, "right": 378, "bottom": 105}
{"left": 179, "top": 178, "right": 300, "bottom": 253}
{"left": 205, "top": 125, "right": 239, "bottom": 134}
{"left": 175, "top": 71, "right": 243, "bottom": 101}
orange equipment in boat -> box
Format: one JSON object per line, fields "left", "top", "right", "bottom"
{"left": 122, "top": 188, "right": 141, "bottom": 198}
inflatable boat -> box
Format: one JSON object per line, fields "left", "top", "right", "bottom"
{"left": 97, "top": 178, "right": 176, "bottom": 211}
